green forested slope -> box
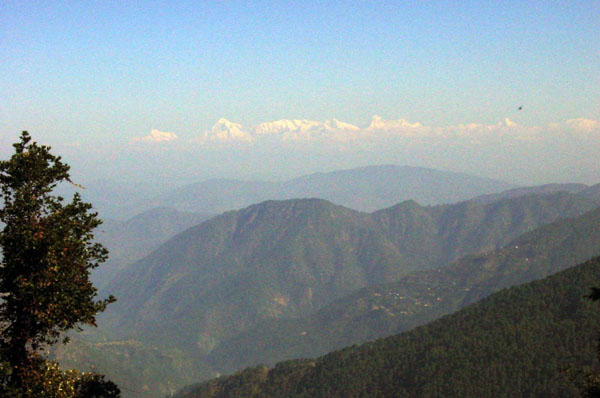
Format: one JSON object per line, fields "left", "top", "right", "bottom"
{"left": 178, "top": 256, "right": 600, "bottom": 398}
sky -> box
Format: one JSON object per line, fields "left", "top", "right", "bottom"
{"left": 1, "top": 1, "right": 599, "bottom": 187}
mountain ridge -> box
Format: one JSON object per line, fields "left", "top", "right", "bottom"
{"left": 101, "top": 191, "right": 597, "bottom": 360}
{"left": 151, "top": 165, "right": 517, "bottom": 214}
{"left": 206, "top": 200, "right": 600, "bottom": 372}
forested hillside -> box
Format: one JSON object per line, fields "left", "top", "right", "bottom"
{"left": 371, "top": 191, "right": 595, "bottom": 267}
{"left": 177, "top": 256, "right": 600, "bottom": 398}
{"left": 206, "top": 202, "right": 600, "bottom": 372}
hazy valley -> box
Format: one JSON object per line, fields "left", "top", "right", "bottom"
{"left": 44, "top": 165, "right": 600, "bottom": 397}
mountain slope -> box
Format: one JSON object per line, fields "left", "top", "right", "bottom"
{"left": 580, "top": 183, "right": 600, "bottom": 202}
{"left": 207, "top": 201, "right": 600, "bottom": 371}
{"left": 102, "top": 192, "right": 597, "bottom": 359}
{"left": 178, "top": 256, "right": 600, "bottom": 398}
{"left": 472, "top": 182, "right": 588, "bottom": 204}
{"left": 371, "top": 191, "right": 595, "bottom": 268}
{"left": 103, "top": 199, "right": 408, "bottom": 353}
{"left": 52, "top": 338, "right": 215, "bottom": 398}
{"left": 58, "top": 191, "right": 596, "bottom": 397}
{"left": 93, "top": 207, "right": 212, "bottom": 288}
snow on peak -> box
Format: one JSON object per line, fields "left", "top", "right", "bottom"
{"left": 254, "top": 119, "right": 317, "bottom": 135}
{"left": 205, "top": 118, "right": 253, "bottom": 142}
{"left": 367, "top": 115, "right": 423, "bottom": 130}
{"left": 131, "top": 129, "right": 178, "bottom": 143}
{"left": 565, "top": 118, "right": 600, "bottom": 133}
{"left": 213, "top": 118, "right": 242, "bottom": 130}
{"left": 503, "top": 118, "right": 517, "bottom": 127}
{"left": 254, "top": 118, "right": 359, "bottom": 137}
{"left": 199, "top": 116, "right": 430, "bottom": 144}
{"left": 324, "top": 118, "right": 359, "bottom": 131}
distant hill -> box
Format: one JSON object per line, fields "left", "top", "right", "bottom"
{"left": 93, "top": 207, "right": 213, "bottom": 288}
{"left": 54, "top": 178, "right": 167, "bottom": 220}
{"left": 473, "top": 182, "right": 588, "bottom": 204}
{"left": 143, "top": 165, "right": 517, "bottom": 214}
{"left": 101, "top": 192, "right": 596, "bottom": 360}
{"left": 207, "top": 201, "right": 600, "bottom": 372}
{"left": 580, "top": 183, "right": 600, "bottom": 202}
{"left": 177, "top": 256, "right": 600, "bottom": 398}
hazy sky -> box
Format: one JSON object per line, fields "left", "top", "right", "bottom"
{"left": 1, "top": 1, "right": 599, "bottom": 186}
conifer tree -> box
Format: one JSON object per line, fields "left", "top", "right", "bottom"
{"left": 0, "top": 132, "right": 116, "bottom": 395}
{"left": 578, "top": 288, "right": 600, "bottom": 397}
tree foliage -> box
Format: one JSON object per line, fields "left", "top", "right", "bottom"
{"left": 572, "top": 288, "right": 600, "bottom": 398}
{"left": 0, "top": 132, "right": 116, "bottom": 395}
{"left": 0, "top": 360, "right": 120, "bottom": 398}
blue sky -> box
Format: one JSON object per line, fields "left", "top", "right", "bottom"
{"left": 1, "top": 1, "right": 599, "bottom": 185}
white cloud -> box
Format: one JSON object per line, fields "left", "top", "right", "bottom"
{"left": 131, "top": 129, "right": 178, "bottom": 143}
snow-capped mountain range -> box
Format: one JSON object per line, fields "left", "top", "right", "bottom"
{"left": 366, "top": 115, "right": 423, "bottom": 130}
{"left": 132, "top": 115, "right": 600, "bottom": 145}
{"left": 199, "top": 115, "right": 426, "bottom": 143}
{"left": 196, "top": 115, "right": 530, "bottom": 144}
{"left": 254, "top": 118, "right": 359, "bottom": 136}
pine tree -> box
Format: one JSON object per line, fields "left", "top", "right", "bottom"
{"left": 577, "top": 288, "right": 600, "bottom": 398}
{"left": 0, "top": 132, "right": 116, "bottom": 395}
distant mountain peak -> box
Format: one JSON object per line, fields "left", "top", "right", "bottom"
{"left": 213, "top": 118, "right": 243, "bottom": 130}
{"left": 253, "top": 118, "right": 360, "bottom": 137}
{"left": 565, "top": 118, "right": 600, "bottom": 133}
{"left": 324, "top": 118, "right": 360, "bottom": 131}
{"left": 201, "top": 116, "right": 435, "bottom": 143}
{"left": 254, "top": 119, "right": 318, "bottom": 135}
{"left": 205, "top": 118, "right": 253, "bottom": 142}
{"left": 503, "top": 118, "right": 517, "bottom": 127}
{"left": 367, "top": 115, "right": 423, "bottom": 130}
